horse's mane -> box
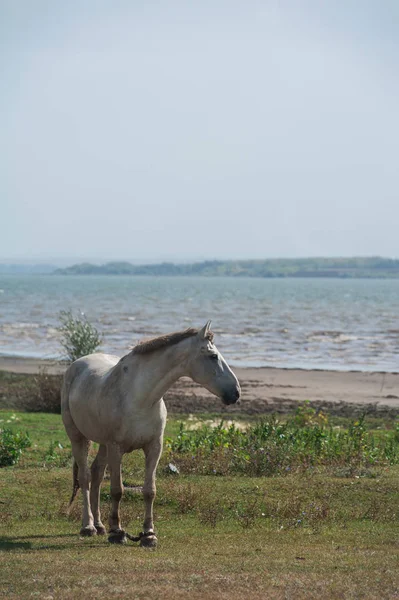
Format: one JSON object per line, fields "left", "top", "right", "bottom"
{"left": 131, "top": 327, "right": 214, "bottom": 355}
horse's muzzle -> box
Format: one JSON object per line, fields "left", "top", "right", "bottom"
{"left": 222, "top": 385, "right": 241, "bottom": 405}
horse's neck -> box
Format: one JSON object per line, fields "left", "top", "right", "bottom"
{"left": 126, "top": 339, "right": 192, "bottom": 407}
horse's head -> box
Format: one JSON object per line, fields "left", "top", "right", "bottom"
{"left": 189, "top": 321, "right": 241, "bottom": 405}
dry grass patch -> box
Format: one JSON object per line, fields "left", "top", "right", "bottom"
{"left": 1, "top": 467, "right": 399, "bottom": 599}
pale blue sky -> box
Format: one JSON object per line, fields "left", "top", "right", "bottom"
{"left": 2, "top": 1, "right": 399, "bottom": 263}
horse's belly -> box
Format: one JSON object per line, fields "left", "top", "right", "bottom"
{"left": 122, "top": 409, "right": 167, "bottom": 452}
{"left": 69, "top": 401, "right": 109, "bottom": 443}
{"left": 70, "top": 396, "right": 166, "bottom": 450}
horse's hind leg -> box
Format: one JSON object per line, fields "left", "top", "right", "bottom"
{"left": 107, "top": 445, "right": 126, "bottom": 544}
{"left": 90, "top": 444, "right": 107, "bottom": 535}
{"left": 70, "top": 437, "right": 97, "bottom": 537}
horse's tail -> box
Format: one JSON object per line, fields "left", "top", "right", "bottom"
{"left": 67, "top": 459, "right": 80, "bottom": 513}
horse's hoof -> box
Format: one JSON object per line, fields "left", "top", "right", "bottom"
{"left": 140, "top": 534, "right": 158, "bottom": 549}
{"left": 95, "top": 524, "right": 106, "bottom": 535}
{"left": 80, "top": 526, "right": 97, "bottom": 537}
{"left": 108, "top": 530, "right": 127, "bottom": 544}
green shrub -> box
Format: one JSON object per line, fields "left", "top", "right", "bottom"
{"left": 165, "top": 412, "right": 399, "bottom": 476}
{"left": 58, "top": 310, "right": 102, "bottom": 363}
{"left": 0, "top": 428, "right": 31, "bottom": 467}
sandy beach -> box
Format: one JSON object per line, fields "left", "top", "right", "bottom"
{"left": 1, "top": 355, "right": 398, "bottom": 416}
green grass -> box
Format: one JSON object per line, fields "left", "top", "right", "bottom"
{"left": 1, "top": 409, "right": 399, "bottom": 599}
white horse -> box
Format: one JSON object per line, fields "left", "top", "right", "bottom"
{"left": 61, "top": 322, "right": 241, "bottom": 546}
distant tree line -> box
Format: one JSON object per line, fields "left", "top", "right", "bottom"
{"left": 53, "top": 257, "right": 399, "bottom": 278}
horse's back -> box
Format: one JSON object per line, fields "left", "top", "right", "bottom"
{"left": 71, "top": 353, "right": 120, "bottom": 374}
{"left": 63, "top": 352, "right": 118, "bottom": 394}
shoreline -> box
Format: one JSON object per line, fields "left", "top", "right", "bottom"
{"left": 0, "top": 356, "right": 67, "bottom": 375}
{"left": 0, "top": 354, "right": 397, "bottom": 376}
{"left": 1, "top": 355, "right": 399, "bottom": 411}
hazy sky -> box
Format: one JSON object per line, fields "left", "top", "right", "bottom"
{"left": 2, "top": 1, "right": 399, "bottom": 263}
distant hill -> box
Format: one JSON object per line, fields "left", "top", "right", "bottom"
{"left": 53, "top": 257, "right": 399, "bottom": 278}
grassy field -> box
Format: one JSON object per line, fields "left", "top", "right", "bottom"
{"left": 1, "top": 408, "right": 399, "bottom": 599}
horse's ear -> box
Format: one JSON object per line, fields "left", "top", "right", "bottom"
{"left": 199, "top": 320, "right": 212, "bottom": 339}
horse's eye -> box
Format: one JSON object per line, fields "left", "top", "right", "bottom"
{"left": 210, "top": 353, "right": 218, "bottom": 360}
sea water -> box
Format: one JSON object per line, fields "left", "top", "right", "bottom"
{"left": 0, "top": 274, "right": 398, "bottom": 371}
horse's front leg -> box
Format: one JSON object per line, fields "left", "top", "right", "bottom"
{"left": 141, "top": 439, "right": 163, "bottom": 548}
{"left": 90, "top": 444, "right": 107, "bottom": 535}
{"left": 107, "top": 444, "right": 126, "bottom": 544}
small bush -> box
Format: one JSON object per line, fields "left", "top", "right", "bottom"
{"left": 234, "top": 498, "right": 260, "bottom": 529}
{"left": 197, "top": 500, "right": 225, "bottom": 528}
{"left": 0, "top": 428, "right": 31, "bottom": 467}
{"left": 172, "top": 483, "right": 200, "bottom": 514}
{"left": 58, "top": 310, "right": 102, "bottom": 363}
